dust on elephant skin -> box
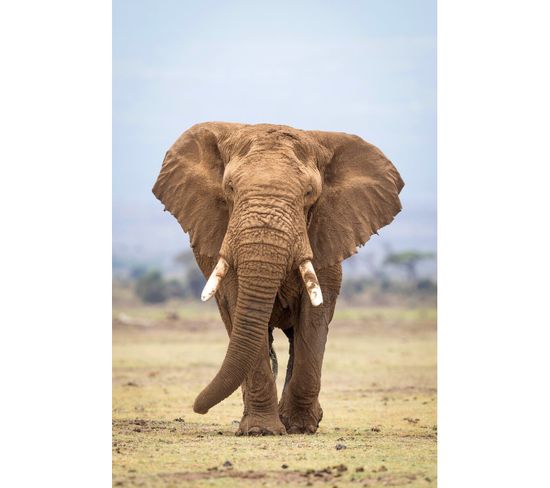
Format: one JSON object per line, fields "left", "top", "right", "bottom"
{"left": 153, "top": 122, "right": 403, "bottom": 435}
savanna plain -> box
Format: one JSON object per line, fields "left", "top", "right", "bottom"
{"left": 113, "top": 288, "right": 436, "bottom": 488}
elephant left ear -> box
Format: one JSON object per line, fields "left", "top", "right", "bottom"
{"left": 152, "top": 122, "right": 243, "bottom": 258}
{"left": 307, "top": 131, "right": 404, "bottom": 269}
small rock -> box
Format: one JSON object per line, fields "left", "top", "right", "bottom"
{"left": 223, "top": 460, "right": 233, "bottom": 469}
{"left": 173, "top": 417, "right": 185, "bottom": 422}
{"left": 281, "top": 464, "right": 288, "bottom": 469}
{"left": 356, "top": 466, "right": 365, "bottom": 472}
{"left": 335, "top": 444, "right": 347, "bottom": 450}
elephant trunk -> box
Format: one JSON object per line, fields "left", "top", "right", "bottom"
{"left": 193, "top": 231, "right": 289, "bottom": 414}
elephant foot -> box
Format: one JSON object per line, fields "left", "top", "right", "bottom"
{"left": 235, "top": 412, "right": 287, "bottom": 436}
{"left": 279, "top": 397, "right": 323, "bottom": 434}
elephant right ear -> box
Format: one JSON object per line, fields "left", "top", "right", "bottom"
{"left": 307, "top": 131, "right": 404, "bottom": 269}
{"left": 152, "top": 122, "right": 242, "bottom": 258}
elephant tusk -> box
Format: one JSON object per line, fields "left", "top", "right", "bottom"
{"left": 201, "top": 257, "right": 229, "bottom": 302}
{"left": 299, "top": 260, "right": 323, "bottom": 307}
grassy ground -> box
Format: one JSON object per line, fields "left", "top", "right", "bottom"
{"left": 113, "top": 304, "right": 436, "bottom": 487}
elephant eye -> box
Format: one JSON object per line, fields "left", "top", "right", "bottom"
{"left": 226, "top": 180, "right": 234, "bottom": 193}
{"left": 305, "top": 185, "right": 313, "bottom": 197}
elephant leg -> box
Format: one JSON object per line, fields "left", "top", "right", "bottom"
{"left": 236, "top": 331, "right": 286, "bottom": 436}
{"left": 215, "top": 290, "right": 284, "bottom": 435}
{"left": 279, "top": 266, "right": 340, "bottom": 434}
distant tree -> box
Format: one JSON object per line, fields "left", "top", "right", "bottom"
{"left": 417, "top": 278, "right": 437, "bottom": 292}
{"left": 384, "top": 251, "right": 435, "bottom": 283}
{"left": 165, "top": 279, "right": 186, "bottom": 299}
{"left": 135, "top": 270, "right": 168, "bottom": 303}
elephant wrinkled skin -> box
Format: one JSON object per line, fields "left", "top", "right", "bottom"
{"left": 153, "top": 122, "right": 404, "bottom": 435}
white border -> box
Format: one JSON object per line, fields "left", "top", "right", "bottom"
{"left": 1, "top": 1, "right": 112, "bottom": 486}
{"left": 439, "top": 1, "right": 550, "bottom": 486}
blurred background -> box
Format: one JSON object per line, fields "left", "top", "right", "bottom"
{"left": 113, "top": 0, "right": 436, "bottom": 307}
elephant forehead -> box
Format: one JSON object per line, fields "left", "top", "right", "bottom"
{"left": 222, "top": 124, "right": 318, "bottom": 164}
{"left": 232, "top": 151, "right": 320, "bottom": 189}
{"left": 232, "top": 158, "right": 307, "bottom": 189}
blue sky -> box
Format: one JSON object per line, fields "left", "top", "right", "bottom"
{"left": 113, "top": 0, "right": 436, "bottom": 265}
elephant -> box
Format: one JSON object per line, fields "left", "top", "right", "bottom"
{"left": 153, "top": 122, "right": 403, "bottom": 435}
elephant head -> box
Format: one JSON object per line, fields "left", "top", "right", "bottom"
{"left": 153, "top": 122, "right": 403, "bottom": 414}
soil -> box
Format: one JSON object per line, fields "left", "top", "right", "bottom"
{"left": 113, "top": 304, "right": 436, "bottom": 487}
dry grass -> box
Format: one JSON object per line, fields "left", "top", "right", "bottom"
{"left": 113, "top": 304, "right": 436, "bottom": 487}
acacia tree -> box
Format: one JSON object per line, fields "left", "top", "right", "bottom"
{"left": 135, "top": 270, "right": 168, "bottom": 303}
{"left": 384, "top": 251, "right": 435, "bottom": 283}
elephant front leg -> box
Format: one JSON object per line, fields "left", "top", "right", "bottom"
{"left": 236, "top": 337, "right": 286, "bottom": 436}
{"left": 279, "top": 284, "right": 338, "bottom": 434}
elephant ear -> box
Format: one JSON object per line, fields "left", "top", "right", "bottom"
{"left": 307, "top": 131, "right": 404, "bottom": 269}
{"left": 152, "top": 122, "right": 242, "bottom": 258}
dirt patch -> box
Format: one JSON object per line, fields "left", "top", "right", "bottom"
{"left": 158, "top": 470, "right": 267, "bottom": 481}
{"left": 112, "top": 419, "right": 177, "bottom": 433}
{"left": 115, "top": 467, "right": 426, "bottom": 487}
